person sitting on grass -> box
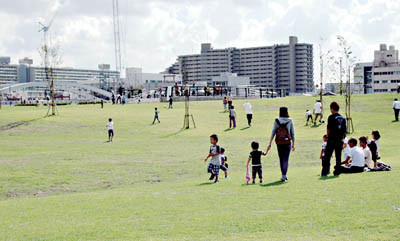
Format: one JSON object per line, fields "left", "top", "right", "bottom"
{"left": 219, "top": 148, "right": 228, "bottom": 179}
{"left": 369, "top": 130, "right": 381, "bottom": 167}
{"left": 247, "top": 141, "right": 268, "bottom": 184}
{"left": 204, "top": 134, "right": 221, "bottom": 183}
{"left": 335, "top": 138, "right": 365, "bottom": 174}
{"left": 359, "top": 136, "right": 372, "bottom": 169}
{"left": 306, "top": 109, "right": 313, "bottom": 125}
{"left": 152, "top": 107, "right": 160, "bottom": 124}
{"left": 106, "top": 118, "right": 114, "bottom": 142}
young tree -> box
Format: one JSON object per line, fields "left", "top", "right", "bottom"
{"left": 39, "top": 35, "right": 62, "bottom": 116}
{"left": 337, "top": 35, "right": 358, "bottom": 133}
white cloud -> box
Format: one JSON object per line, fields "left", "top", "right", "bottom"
{"left": 0, "top": 0, "right": 399, "bottom": 81}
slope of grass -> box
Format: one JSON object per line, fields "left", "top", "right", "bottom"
{"left": 0, "top": 94, "right": 399, "bottom": 240}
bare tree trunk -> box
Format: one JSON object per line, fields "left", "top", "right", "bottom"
{"left": 51, "top": 78, "right": 55, "bottom": 115}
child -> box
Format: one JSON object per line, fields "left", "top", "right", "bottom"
{"left": 306, "top": 109, "right": 313, "bottom": 125}
{"left": 204, "top": 134, "right": 221, "bottom": 183}
{"left": 219, "top": 148, "right": 228, "bottom": 179}
{"left": 246, "top": 141, "right": 268, "bottom": 184}
{"left": 359, "top": 136, "right": 372, "bottom": 169}
{"left": 229, "top": 105, "right": 236, "bottom": 129}
{"left": 320, "top": 134, "right": 328, "bottom": 161}
{"left": 223, "top": 97, "right": 228, "bottom": 111}
{"left": 368, "top": 130, "right": 381, "bottom": 168}
{"left": 152, "top": 107, "right": 160, "bottom": 124}
{"left": 106, "top": 118, "right": 114, "bottom": 142}
{"left": 335, "top": 138, "right": 365, "bottom": 174}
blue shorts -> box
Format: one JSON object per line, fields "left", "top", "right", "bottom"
{"left": 207, "top": 163, "right": 220, "bottom": 176}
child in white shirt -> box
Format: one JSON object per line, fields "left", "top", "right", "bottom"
{"left": 106, "top": 118, "right": 114, "bottom": 142}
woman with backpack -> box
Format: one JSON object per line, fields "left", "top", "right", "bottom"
{"left": 267, "top": 107, "right": 295, "bottom": 182}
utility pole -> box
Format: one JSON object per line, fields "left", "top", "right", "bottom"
{"left": 319, "top": 50, "right": 323, "bottom": 102}
{"left": 112, "top": 0, "right": 122, "bottom": 93}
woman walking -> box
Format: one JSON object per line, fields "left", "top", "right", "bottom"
{"left": 267, "top": 107, "right": 295, "bottom": 182}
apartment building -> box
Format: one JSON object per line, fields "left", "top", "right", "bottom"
{"left": 164, "top": 36, "right": 314, "bottom": 94}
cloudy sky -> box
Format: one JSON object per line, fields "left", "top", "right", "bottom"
{"left": 1, "top": 0, "right": 399, "bottom": 76}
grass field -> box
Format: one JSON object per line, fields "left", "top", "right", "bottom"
{"left": 1, "top": 94, "right": 399, "bottom": 240}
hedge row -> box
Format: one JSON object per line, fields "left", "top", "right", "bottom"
{"left": 77, "top": 101, "right": 102, "bottom": 105}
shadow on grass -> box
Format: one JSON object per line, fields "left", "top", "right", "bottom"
{"left": 0, "top": 115, "right": 49, "bottom": 131}
{"left": 240, "top": 127, "right": 250, "bottom": 131}
{"left": 197, "top": 182, "right": 214, "bottom": 186}
{"left": 391, "top": 120, "right": 399, "bottom": 123}
{"left": 260, "top": 180, "right": 286, "bottom": 187}
{"left": 310, "top": 123, "right": 322, "bottom": 128}
{"left": 319, "top": 175, "right": 339, "bottom": 181}
{"left": 162, "top": 129, "right": 185, "bottom": 138}
{"left": 219, "top": 111, "right": 228, "bottom": 114}
{"left": 224, "top": 128, "right": 234, "bottom": 132}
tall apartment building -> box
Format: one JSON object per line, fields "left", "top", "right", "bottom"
{"left": 355, "top": 44, "right": 400, "bottom": 93}
{"left": 164, "top": 36, "right": 314, "bottom": 94}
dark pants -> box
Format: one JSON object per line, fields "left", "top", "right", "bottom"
{"left": 229, "top": 116, "right": 236, "bottom": 128}
{"left": 277, "top": 144, "right": 291, "bottom": 176}
{"left": 394, "top": 109, "right": 399, "bottom": 121}
{"left": 252, "top": 165, "right": 262, "bottom": 179}
{"left": 153, "top": 116, "right": 160, "bottom": 124}
{"left": 228, "top": 101, "right": 232, "bottom": 109}
{"left": 306, "top": 115, "right": 312, "bottom": 123}
{"left": 169, "top": 103, "right": 173, "bottom": 109}
{"left": 322, "top": 140, "right": 343, "bottom": 176}
{"left": 336, "top": 165, "right": 364, "bottom": 174}
{"left": 246, "top": 114, "right": 253, "bottom": 126}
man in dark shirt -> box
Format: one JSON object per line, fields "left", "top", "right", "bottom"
{"left": 322, "top": 102, "right": 347, "bottom": 176}
{"left": 246, "top": 141, "right": 268, "bottom": 184}
{"left": 168, "top": 96, "right": 173, "bottom": 109}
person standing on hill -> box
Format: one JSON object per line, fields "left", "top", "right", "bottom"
{"left": 313, "top": 100, "right": 323, "bottom": 124}
{"left": 168, "top": 96, "right": 173, "bottom": 109}
{"left": 229, "top": 105, "right": 237, "bottom": 129}
{"left": 106, "top": 118, "right": 114, "bottom": 142}
{"left": 267, "top": 107, "right": 295, "bottom": 182}
{"left": 227, "top": 92, "right": 233, "bottom": 109}
{"left": 322, "top": 102, "right": 347, "bottom": 176}
{"left": 243, "top": 102, "right": 253, "bottom": 127}
{"left": 393, "top": 98, "right": 400, "bottom": 121}
{"left": 152, "top": 108, "right": 160, "bottom": 124}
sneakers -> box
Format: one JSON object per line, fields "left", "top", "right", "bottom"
{"left": 209, "top": 174, "right": 215, "bottom": 180}
{"left": 252, "top": 181, "right": 256, "bottom": 184}
{"left": 225, "top": 176, "right": 228, "bottom": 179}
{"left": 260, "top": 180, "right": 263, "bottom": 184}
{"left": 214, "top": 179, "right": 219, "bottom": 183}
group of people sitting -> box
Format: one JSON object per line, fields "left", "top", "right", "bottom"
{"left": 320, "top": 101, "right": 391, "bottom": 176}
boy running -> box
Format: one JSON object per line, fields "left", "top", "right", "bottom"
{"left": 106, "top": 118, "right": 114, "bottom": 142}
{"left": 204, "top": 134, "right": 221, "bottom": 183}
{"left": 219, "top": 148, "right": 228, "bottom": 179}
{"left": 247, "top": 141, "right": 268, "bottom": 184}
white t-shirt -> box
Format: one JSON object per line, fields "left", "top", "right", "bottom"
{"left": 314, "top": 102, "right": 322, "bottom": 114}
{"left": 243, "top": 103, "right": 252, "bottom": 114}
{"left": 393, "top": 100, "right": 400, "bottom": 109}
{"left": 306, "top": 110, "right": 312, "bottom": 116}
{"left": 348, "top": 146, "right": 365, "bottom": 167}
{"left": 363, "top": 146, "right": 372, "bottom": 168}
{"left": 321, "top": 142, "right": 327, "bottom": 157}
{"left": 107, "top": 121, "right": 114, "bottom": 130}
{"left": 343, "top": 138, "right": 351, "bottom": 158}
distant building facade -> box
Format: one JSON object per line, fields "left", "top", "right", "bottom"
{"left": 0, "top": 57, "right": 119, "bottom": 88}
{"left": 164, "top": 36, "right": 314, "bottom": 94}
{"left": 355, "top": 44, "right": 400, "bottom": 93}
{"left": 125, "top": 67, "right": 182, "bottom": 90}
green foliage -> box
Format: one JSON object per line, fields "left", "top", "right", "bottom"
{"left": 77, "top": 101, "right": 102, "bottom": 105}
{"left": 0, "top": 94, "right": 399, "bottom": 240}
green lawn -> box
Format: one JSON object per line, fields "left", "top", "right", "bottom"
{"left": 0, "top": 94, "right": 399, "bottom": 240}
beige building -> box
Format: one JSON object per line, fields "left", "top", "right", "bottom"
{"left": 372, "top": 44, "right": 400, "bottom": 93}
